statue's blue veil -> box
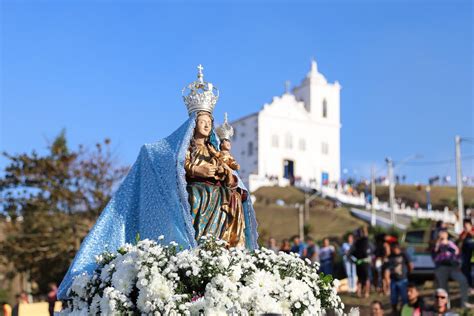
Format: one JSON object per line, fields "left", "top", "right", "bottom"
{"left": 58, "top": 114, "right": 259, "bottom": 299}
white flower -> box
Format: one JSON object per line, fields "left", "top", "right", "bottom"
{"left": 111, "top": 253, "right": 137, "bottom": 295}
{"left": 100, "top": 287, "right": 119, "bottom": 315}
{"left": 70, "top": 273, "right": 90, "bottom": 298}
{"left": 65, "top": 236, "right": 343, "bottom": 315}
{"left": 89, "top": 294, "right": 101, "bottom": 315}
{"left": 229, "top": 265, "right": 242, "bottom": 282}
{"left": 100, "top": 263, "right": 113, "bottom": 282}
{"left": 245, "top": 270, "right": 278, "bottom": 294}
{"left": 148, "top": 273, "right": 173, "bottom": 301}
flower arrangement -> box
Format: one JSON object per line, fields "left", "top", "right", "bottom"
{"left": 61, "top": 235, "right": 347, "bottom": 315}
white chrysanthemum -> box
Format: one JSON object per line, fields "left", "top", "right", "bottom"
{"left": 284, "top": 278, "right": 313, "bottom": 303}
{"left": 148, "top": 273, "right": 173, "bottom": 301}
{"left": 100, "top": 263, "right": 114, "bottom": 282}
{"left": 229, "top": 264, "right": 242, "bottom": 282}
{"left": 216, "top": 254, "right": 230, "bottom": 269}
{"left": 237, "top": 286, "right": 253, "bottom": 305}
{"left": 245, "top": 270, "right": 279, "bottom": 294}
{"left": 252, "top": 294, "right": 282, "bottom": 314}
{"left": 99, "top": 287, "right": 118, "bottom": 315}
{"left": 64, "top": 237, "right": 343, "bottom": 315}
{"left": 204, "top": 307, "right": 228, "bottom": 316}
{"left": 70, "top": 273, "right": 90, "bottom": 298}
{"left": 111, "top": 253, "right": 138, "bottom": 295}
{"left": 188, "top": 297, "right": 206, "bottom": 314}
{"left": 89, "top": 294, "right": 101, "bottom": 315}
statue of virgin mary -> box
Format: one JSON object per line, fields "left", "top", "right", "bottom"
{"left": 57, "top": 65, "right": 259, "bottom": 299}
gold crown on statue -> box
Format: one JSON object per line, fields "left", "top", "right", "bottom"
{"left": 182, "top": 64, "right": 219, "bottom": 116}
{"left": 215, "top": 113, "right": 234, "bottom": 141}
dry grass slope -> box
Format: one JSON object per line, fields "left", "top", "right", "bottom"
{"left": 252, "top": 186, "right": 366, "bottom": 243}
{"left": 374, "top": 184, "right": 474, "bottom": 209}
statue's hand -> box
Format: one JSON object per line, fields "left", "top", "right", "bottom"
{"left": 193, "top": 164, "right": 217, "bottom": 178}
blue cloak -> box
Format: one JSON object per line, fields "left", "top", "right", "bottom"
{"left": 58, "top": 115, "right": 259, "bottom": 299}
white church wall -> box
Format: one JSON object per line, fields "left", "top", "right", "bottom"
{"left": 230, "top": 113, "right": 258, "bottom": 187}
{"left": 257, "top": 94, "right": 320, "bottom": 188}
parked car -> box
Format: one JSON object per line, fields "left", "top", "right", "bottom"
{"left": 401, "top": 228, "right": 458, "bottom": 282}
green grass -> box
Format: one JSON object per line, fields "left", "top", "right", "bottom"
{"left": 253, "top": 186, "right": 366, "bottom": 244}
{"left": 371, "top": 184, "right": 474, "bottom": 209}
{"left": 255, "top": 203, "right": 366, "bottom": 244}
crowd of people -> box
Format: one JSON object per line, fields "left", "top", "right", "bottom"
{"left": 2, "top": 219, "right": 473, "bottom": 315}
{"left": 267, "top": 218, "right": 474, "bottom": 315}
{"left": 371, "top": 287, "right": 464, "bottom": 316}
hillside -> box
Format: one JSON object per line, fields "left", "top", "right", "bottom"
{"left": 371, "top": 184, "right": 474, "bottom": 209}
{"left": 252, "top": 184, "right": 474, "bottom": 244}
{"left": 253, "top": 187, "right": 366, "bottom": 244}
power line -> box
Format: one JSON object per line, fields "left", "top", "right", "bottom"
{"left": 461, "top": 137, "right": 474, "bottom": 144}
{"left": 403, "top": 155, "right": 474, "bottom": 166}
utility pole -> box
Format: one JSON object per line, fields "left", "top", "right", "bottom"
{"left": 386, "top": 157, "right": 396, "bottom": 225}
{"left": 304, "top": 191, "right": 320, "bottom": 223}
{"left": 304, "top": 192, "right": 310, "bottom": 223}
{"left": 426, "top": 185, "right": 432, "bottom": 211}
{"left": 371, "top": 165, "right": 376, "bottom": 226}
{"left": 298, "top": 204, "right": 304, "bottom": 240}
{"left": 455, "top": 136, "right": 464, "bottom": 226}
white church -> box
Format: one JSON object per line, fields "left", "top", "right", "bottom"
{"left": 230, "top": 59, "right": 341, "bottom": 192}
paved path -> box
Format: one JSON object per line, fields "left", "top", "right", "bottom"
{"left": 350, "top": 207, "right": 411, "bottom": 229}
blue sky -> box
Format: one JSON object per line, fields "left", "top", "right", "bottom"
{"left": 1, "top": 0, "right": 473, "bottom": 184}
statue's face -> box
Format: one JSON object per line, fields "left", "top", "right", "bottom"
{"left": 195, "top": 113, "right": 212, "bottom": 138}
{"left": 220, "top": 139, "right": 231, "bottom": 151}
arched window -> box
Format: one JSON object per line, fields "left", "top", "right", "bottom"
{"left": 322, "top": 99, "right": 328, "bottom": 118}
{"left": 299, "top": 138, "right": 306, "bottom": 151}
{"left": 285, "top": 133, "right": 293, "bottom": 149}
{"left": 321, "top": 142, "right": 329, "bottom": 155}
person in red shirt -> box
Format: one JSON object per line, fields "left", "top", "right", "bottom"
{"left": 47, "top": 283, "right": 58, "bottom": 316}
{"left": 458, "top": 218, "right": 474, "bottom": 289}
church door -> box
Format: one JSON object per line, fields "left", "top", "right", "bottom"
{"left": 283, "top": 160, "right": 295, "bottom": 185}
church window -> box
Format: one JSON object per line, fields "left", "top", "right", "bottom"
{"left": 321, "top": 142, "right": 329, "bottom": 155}
{"left": 299, "top": 138, "right": 306, "bottom": 151}
{"left": 248, "top": 142, "right": 254, "bottom": 156}
{"left": 322, "top": 99, "right": 328, "bottom": 118}
{"left": 285, "top": 133, "right": 293, "bottom": 149}
{"left": 272, "top": 135, "right": 279, "bottom": 147}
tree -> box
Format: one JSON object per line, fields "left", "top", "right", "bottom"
{"left": 0, "top": 130, "right": 128, "bottom": 293}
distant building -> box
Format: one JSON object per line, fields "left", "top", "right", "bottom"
{"left": 231, "top": 59, "right": 341, "bottom": 191}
